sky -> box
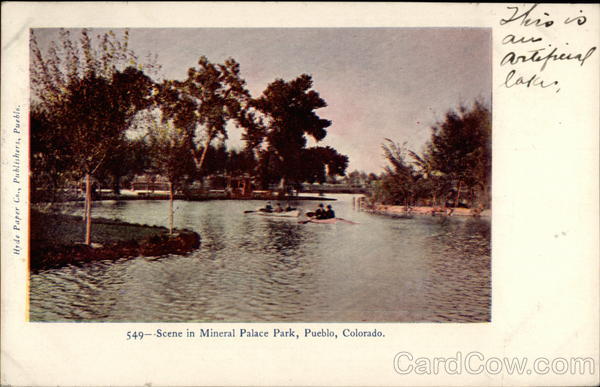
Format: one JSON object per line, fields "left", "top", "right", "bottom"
{"left": 33, "top": 28, "right": 491, "bottom": 174}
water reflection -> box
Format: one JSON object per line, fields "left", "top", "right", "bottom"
{"left": 421, "top": 218, "right": 491, "bottom": 322}
{"left": 30, "top": 195, "right": 491, "bottom": 322}
{"left": 263, "top": 218, "right": 305, "bottom": 254}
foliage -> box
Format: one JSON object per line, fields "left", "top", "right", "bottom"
{"left": 30, "top": 108, "right": 77, "bottom": 201}
{"left": 380, "top": 140, "right": 421, "bottom": 206}
{"left": 95, "top": 138, "right": 151, "bottom": 194}
{"left": 300, "top": 146, "right": 349, "bottom": 184}
{"left": 427, "top": 101, "right": 491, "bottom": 186}
{"left": 426, "top": 100, "right": 491, "bottom": 207}
{"left": 251, "top": 74, "right": 348, "bottom": 189}
{"left": 30, "top": 28, "right": 155, "bottom": 182}
{"left": 377, "top": 100, "right": 491, "bottom": 208}
{"left": 156, "top": 56, "right": 254, "bottom": 172}
{"left": 343, "top": 170, "right": 380, "bottom": 189}
{"left": 57, "top": 68, "right": 153, "bottom": 175}
{"left": 30, "top": 31, "right": 351, "bottom": 209}
{"left": 144, "top": 113, "right": 197, "bottom": 189}
{"left": 226, "top": 148, "right": 257, "bottom": 177}
{"left": 30, "top": 28, "right": 155, "bottom": 243}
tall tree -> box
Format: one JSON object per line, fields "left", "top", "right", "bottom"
{"left": 252, "top": 74, "right": 347, "bottom": 191}
{"left": 156, "top": 56, "right": 253, "bottom": 175}
{"left": 426, "top": 100, "right": 491, "bottom": 208}
{"left": 142, "top": 53, "right": 254, "bottom": 226}
{"left": 299, "top": 146, "right": 348, "bottom": 185}
{"left": 30, "top": 29, "right": 155, "bottom": 244}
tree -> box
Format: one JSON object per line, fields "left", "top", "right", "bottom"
{"left": 30, "top": 108, "right": 76, "bottom": 202}
{"left": 375, "top": 100, "right": 491, "bottom": 209}
{"left": 146, "top": 116, "right": 197, "bottom": 233}
{"left": 205, "top": 144, "right": 229, "bottom": 177}
{"left": 95, "top": 137, "right": 151, "bottom": 194}
{"left": 30, "top": 29, "right": 155, "bottom": 244}
{"left": 252, "top": 74, "right": 347, "bottom": 191}
{"left": 226, "top": 148, "right": 256, "bottom": 178}
{"left": 156, "top": 56, "right": 253, "bottom": 175}
{"left": 345, "top": 170, "right": 362, "bottom": 187}
{"left": 407, "top": 150, "right": 448, "bottom": 208}
{"left": 319, "top": 146, "right": 350, "bottom": 181}
{"left": 381, "top": 139, "right": 421, "bottom": 208}
{"left": 62, "top": 68, "right": 153, "bottom": 244}
{"left": 143, "top": 53, "right": 255, "bottom": 228}
{"left": 426, "top": 100, "right": 491, "bottom": 208}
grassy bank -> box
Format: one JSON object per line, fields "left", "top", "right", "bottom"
{"left": 31, "top": 210, "right": 166, "bottom": 247}
{"left": 30, "top": 210, "right": 201, "bottom": 272}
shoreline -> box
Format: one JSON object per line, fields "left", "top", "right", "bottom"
{"left": 363, "top": 204, "right": 491, "bottom": 218}
{"left": 30, "top": 211, "right": 201, "bottom": 272}
{"left": 32, "top": 193, "right": 337, "bottom": 204}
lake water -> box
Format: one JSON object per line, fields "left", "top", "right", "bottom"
{"left": 29, "top": 194, "right": 491, "bottom": 322}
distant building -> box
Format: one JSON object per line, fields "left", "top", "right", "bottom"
{"left": 130, "top": 174, "right": 170, "bottom": 192}
{"left": 129, "top": 173, "right": 255, "bottom": 197}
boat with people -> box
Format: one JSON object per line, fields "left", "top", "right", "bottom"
{"left": 244, "top": 202, "right": 358, "bottom": 223}
{"left": 299, "top": 203, "right": 358, "bottom": 224}
{"left": 244, "top": 202, "right": 301, "bottom": 218}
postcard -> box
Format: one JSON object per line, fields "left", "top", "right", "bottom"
{"left": 2, "top": 2, "right": 598, "bottom": 386}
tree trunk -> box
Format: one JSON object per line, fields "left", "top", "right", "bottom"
{"left": 112, "top": 173, "right": 121, "bottom": 195}
{"left": 482, "top": 183, "right": 490, "bottom": 209}
{"left": 83, "top": 182, "right": 88, "bottom": 231}
{"left": 442, "top": 187, "right": 448, "bottom": 211}
{"left": 85, "top": 173, "right": 92, "bottom": 245}
{"left": 50, "top": 175, "right": 58, "bottom": 203}
{"left": 168, "top": 181, "right": 174, "bottom": 235}
{"left": 454, "top": 180, "right": 462, "bottom": 208}
{"left": 280, "top": 176, "right": 287, "bottom": 197}
{"left": 194, "top": 137, "right": 213, "bottom": 172}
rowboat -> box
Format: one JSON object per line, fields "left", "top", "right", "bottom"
{"left": 300, "top": 217, "right": 358, "bottom": 225}
{"left": 305, "top": 218, "right": 338, "bottom": 224}
{"left": 253, "top": 209, "right": 301, "bottom": 218}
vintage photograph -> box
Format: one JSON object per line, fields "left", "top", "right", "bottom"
{"left": 29, "top": 27, "right": 492, "bottom": 323}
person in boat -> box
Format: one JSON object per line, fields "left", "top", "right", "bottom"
{"left": 263, "top": 202, "right": 273, "bottom": 212}
{"left": 285, "top": 203, "right": 294, "bottom": 211}
{"left": 314, "top": 203, "right": 325, "bottom": 219}
{"left": 324, "top": 204, "right": 335, "bottom": 219}
{"left": 275, "top": 203, "right": 284, "bottom": 213}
